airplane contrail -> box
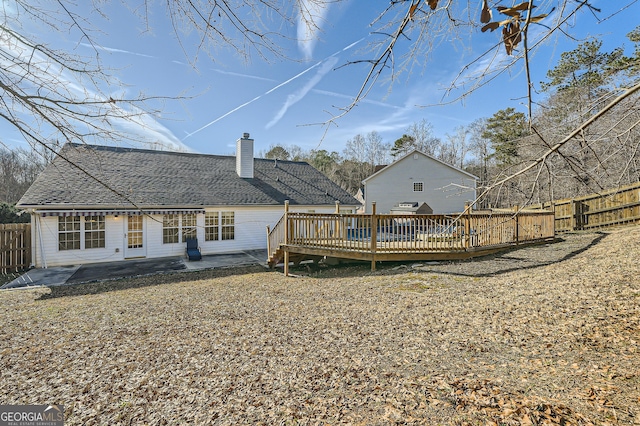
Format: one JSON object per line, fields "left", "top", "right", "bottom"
{"left": 183, "top": 37, "right": 366, "bottom": 139}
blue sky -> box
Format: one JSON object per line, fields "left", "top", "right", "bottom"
{"left": 3, "top": 0, "right": 639, "bottom": 157}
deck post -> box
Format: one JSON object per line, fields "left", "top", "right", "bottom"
{"left": 513, "top": 205, "right": 520, "bottom": 244}
{"left": 335, "top": 200, "right": 341, "bottom": 241}
{"left": 284, "top": 250, "right": 289, "bottom": 277}
{"left": 551, "top": 202, "right": 556, "bottom": 238}
{"left": 266, "top": 225, "right": 271, "bottom": 259}
{"left": 284, "top": 200, "right": 290, "bottom": 277}
{"left": 371, "top": 202, "right": 377, "bottom": 271}
{"left": 464, "top": 202, "right": 471, "bottom": 249}
{"left": 284, "top": 200, "right": 290, "bottom": 244}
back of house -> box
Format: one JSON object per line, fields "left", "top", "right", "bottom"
{"left": 17, "top": 135, "right": 360, "bottom": 267}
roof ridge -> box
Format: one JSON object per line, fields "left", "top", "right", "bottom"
{"left": 65, "top": 143, "right": 314, "bottom": 165}
{"left": 66, "top": 143, "right": 230, "bottom": 159}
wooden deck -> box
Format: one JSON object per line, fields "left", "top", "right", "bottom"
{"left": 267, "top": 202, "right": 556, "bottom": 275}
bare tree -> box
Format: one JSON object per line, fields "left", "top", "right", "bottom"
{"left": 440, "top": 125, "right": 470, "bottom": 169}
{"left": 406, "top": 119, "right": 442, "bottom": 156}
{"left": 340, "top": 131, "right": 391, "bottom": 193}
{"left": 0, "top": 0, "right": 325, "bottom": 158}
{"left": 0, "top": 147, "right": 47, "bottom": 203}
{"left": 3, "top": 0, "right": 639, "bottom": 209}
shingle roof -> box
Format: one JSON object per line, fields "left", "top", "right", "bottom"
{"left": 18, "top": 143, "right": 360, "bottom": 209}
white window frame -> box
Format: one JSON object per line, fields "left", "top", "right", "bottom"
{"left": 84, "top": 216, "right": 106, "bottom": 249}
{"left": 205, "top": 212, "right": 219, "bottom": 241}
{"left": 58, "top": 216, "right": 106, "bottom": 251}
{"left": 205, "top": 211, "right": 235, "bottom": 241}
{"left": 182, "top": 214, "right": 197, "bottom": 242}
{"left": 58, "top": 216, "right": 80, "bottom": 251}
{"left": 221, "top": 211, "right": 235, "bottom": 240}
{"left": 162, "top": 214, "right": 180, "bottom": 244}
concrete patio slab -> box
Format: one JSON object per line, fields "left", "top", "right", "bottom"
{"left": 1, "top": 265, "right": 80, "bottom": 289}
{"left": 183, "top": 249, "right": 267, "bottom": 271}
{"left": 1, "top": 249, "right": 269, "bottom": 290}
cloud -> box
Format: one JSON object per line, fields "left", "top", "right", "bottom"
{"left": 266, "top": 56, "right": 339, "bottom": 129}
{"left": 184, "top": 59, "right": 325, "bottom": 138}
{"left": 297, "top": 0, "right": 331, "bottom": 60}
{"left": 1, "top": 30, "right": 190, "bottom": 152}
{"left": 115, "top": 105, "right": 193, "bottom": 152}
{"left": 184, "top": 38, "right": 364, "bottom": 139}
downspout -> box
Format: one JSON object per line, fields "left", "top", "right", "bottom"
{"left": 28, "top": 209, "right": 36, "bottom": 268}
{"left": 37, "top": 214, "right": 47, "bottom": 269}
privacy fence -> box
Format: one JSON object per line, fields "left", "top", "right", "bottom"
{"left": 0, "top": 223, "right": 31, "bottom": 274}
{"left": 531, "top": 181, "right": 640, "bottom": 232}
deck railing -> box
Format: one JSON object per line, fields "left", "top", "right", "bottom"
{"left": 285, "top": 210, "right": 554, "bottom": 250}
{"left": 266, "top": 213, "right": 286, "bottom": 260}
{"left": 288, "top": 213, "right": 469, "bottom": 252}
{"left": 268, "top": 201, "right": 555, "bottom": 272}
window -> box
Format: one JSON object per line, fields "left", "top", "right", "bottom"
{"left": 205, "top": 212, "right": 219, "bottom": 241}
{"left": 163, "top": 214, "right": 179, "bottom": 244}
{"left": 205, "top": 211, "right": 235, "bottom": 241}
{"left": 163, "top": 213, "right": 201, "bottom": 244}
{"left": 182, "top": 214, "right": 197, "bottom": 242}
{"left": 413, "top": 182, "right": 424, "bottom": 192}
{"left": 85, "top": 216, "right": 106, "bottom": 249}
{"left": 58, "top": 216, "right": 106, "bottom": 251}
{"left": 58, "top": 216, "right": 80, "bottom": 250}
{"left": 221, "top": 211, "right": 235, "bottom": 240}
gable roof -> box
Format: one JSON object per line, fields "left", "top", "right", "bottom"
{"left": 362, "top": 149, "right": 478, "bottom": 184}
{"left": 18, "top": 143, "right": 360, "bottom": 209}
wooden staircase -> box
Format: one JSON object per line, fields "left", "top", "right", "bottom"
{"left": 266, "top": 215, "right": 321, "bottom": 269}
{"left": 267, "top": 244, "right": 320, "bottom": 269}
{"left": 267, "top": 245, "right": 285, "bottom": 268}
{"left": 266, "top": 213, "right": 286, "bottom": 268}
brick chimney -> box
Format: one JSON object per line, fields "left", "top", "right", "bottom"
{"left": 236, "top": 133, "right": 254, "bottom": 178}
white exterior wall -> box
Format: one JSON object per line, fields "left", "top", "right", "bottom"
{"left": 364, "top": 153, "right": 477, "bottom": 214}
{"left": 32, "top": 214, "right": 128, "bottom": 267}
{"left": 31, "top": 204, "right": 347, "bottom": 267}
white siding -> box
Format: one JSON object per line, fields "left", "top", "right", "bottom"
{"left": 364, "top": 152, "right": 476, "bottom": 214}
{"left": 33, "top": 215, "right": 126, "bottom": 267}
{"left": 32, "top": 204, "right": 344, "bottom": 267}
{"left": 194, "top": 205, "right": 340, "bottom": 256}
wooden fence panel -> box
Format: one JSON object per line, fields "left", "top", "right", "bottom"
{"left": 0, "top": 223, "right": 31, "bottom": 274}
{"left": 531, "top": 181, "right": 640, "bottom": 232}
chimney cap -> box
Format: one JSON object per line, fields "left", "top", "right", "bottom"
{"left": 242, "top": 132, "right": 250, "bottom": 139}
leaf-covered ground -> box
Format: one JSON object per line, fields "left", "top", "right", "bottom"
{"left": 1, "top": 229, "right": 639, "bottom": 425}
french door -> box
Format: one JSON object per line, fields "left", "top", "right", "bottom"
{"left": 124, "top": 215, "right": 146, "bottom": 258}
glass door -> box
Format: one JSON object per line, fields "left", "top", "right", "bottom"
{"left": 124, "top": 215, "right": 146, "bottom": 258}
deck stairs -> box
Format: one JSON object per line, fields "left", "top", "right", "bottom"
{"left": 267, "top": 215, "right": 319, "bottom": 268}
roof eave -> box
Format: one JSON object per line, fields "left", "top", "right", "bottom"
{"left": 362, "top": 149, "right": 479, "bottom": 184}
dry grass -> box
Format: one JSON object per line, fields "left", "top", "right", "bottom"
{"left": 1, "top": 228, "right": 639, "bottom": 425}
